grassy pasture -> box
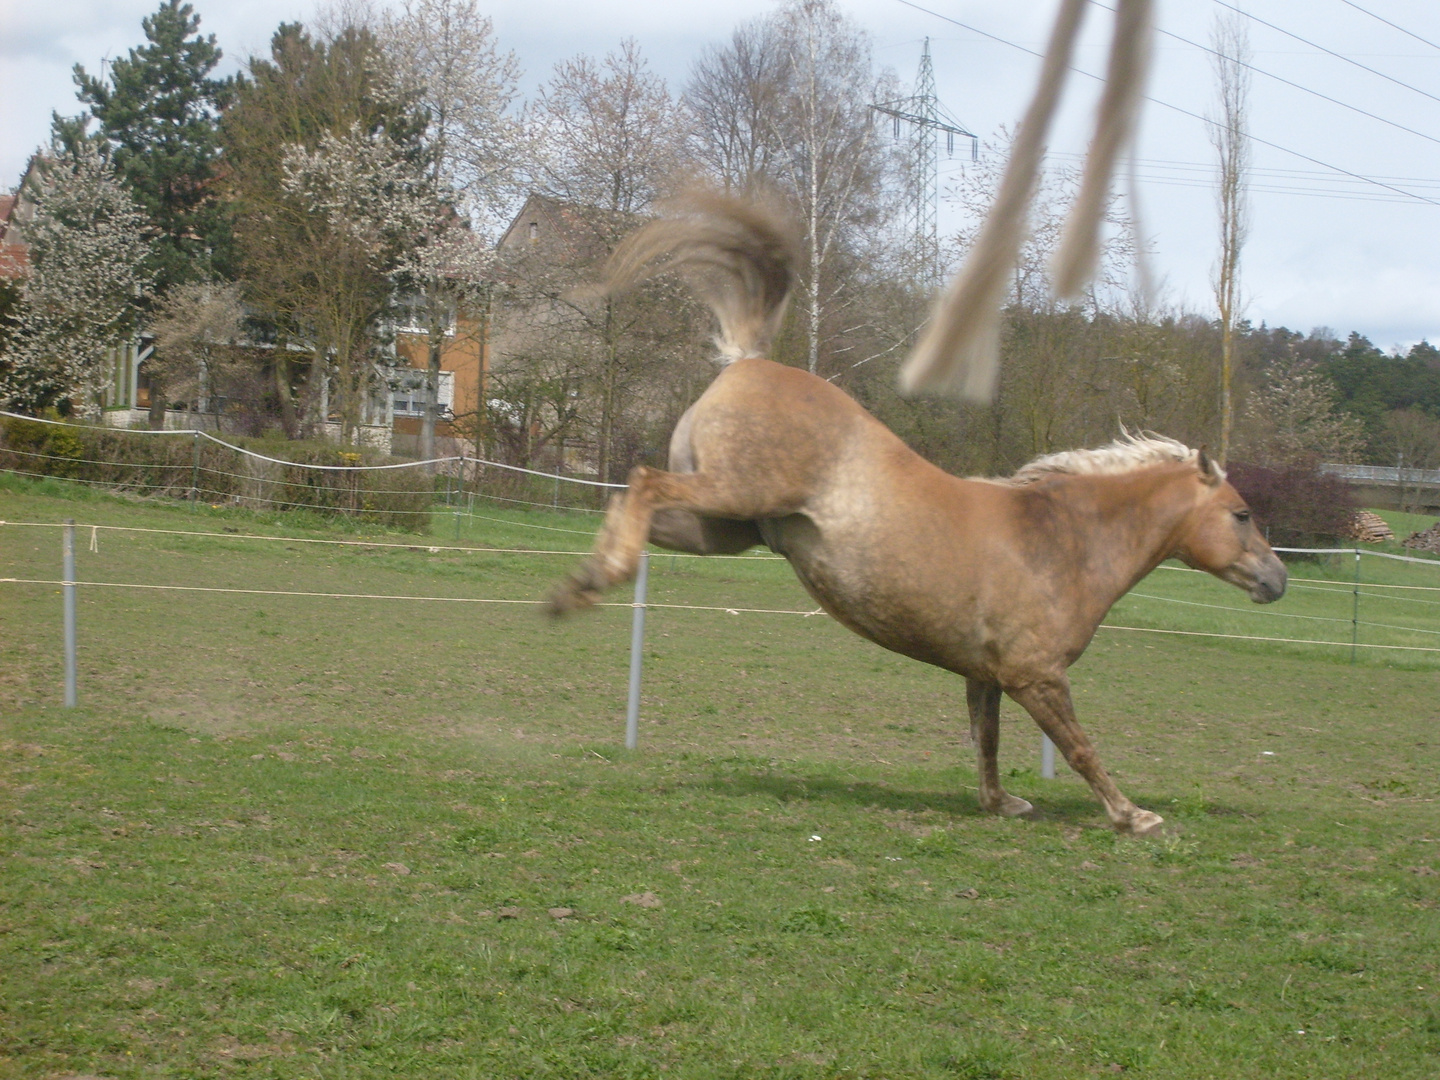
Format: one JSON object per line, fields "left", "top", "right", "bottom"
{"left": 2, "top": 476, "right": 1439, "bottom": 1079}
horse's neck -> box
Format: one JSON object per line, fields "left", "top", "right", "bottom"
{"left": 1061, "top": 467, "right": 1195, "bottom": 605}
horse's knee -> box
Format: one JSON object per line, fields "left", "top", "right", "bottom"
{"left": 1063, "top": 742, "right": 1100, "bottom": 775}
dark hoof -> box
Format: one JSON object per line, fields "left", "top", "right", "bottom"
{"left": 546, "top": 579, "right": 600, "bottom": 617}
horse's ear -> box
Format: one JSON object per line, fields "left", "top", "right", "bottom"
{"left": 1196, "top": 446, "right": 1222, "bottom": 487}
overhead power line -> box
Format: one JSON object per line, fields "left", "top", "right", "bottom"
{"left": 890, "top": 0, "right": 1440, "bottom": 209}
{"left": 990, "top": 151, "right": 1440, "bottom": 205}
{"left": 1213, "top": 0, "right": 1440, "bottom": 106}
{"left": 1337, "top": 0, "right": 1440, "bottom": 54}
{"left": 1092, "top": 1, "right": 1440, "bottom": 150}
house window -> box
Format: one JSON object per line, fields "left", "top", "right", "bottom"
{"left": 392, "top": 371, "right": 455, "bottom": 418}
{"left": 394, "top": 294, "right": 456, "bottom": 335}
{"left": 528, "top": 221, "right": 539, "bottom": 242}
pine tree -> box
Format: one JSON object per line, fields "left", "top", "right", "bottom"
{"left": 61, "top": 0, "right": 231, "bottom": 289}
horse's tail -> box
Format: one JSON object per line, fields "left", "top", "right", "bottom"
{"left": 600, "top": 188, "right": 799, "bottom": 362}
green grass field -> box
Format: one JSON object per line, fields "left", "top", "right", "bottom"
{"left": 2, "top": 476, "right": 1438, "bottom": 1079}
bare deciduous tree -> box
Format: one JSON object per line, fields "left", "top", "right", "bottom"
{"left": 684, "top": 0, "right": 900, "bottom": 376}
{"left": 685, "top": 22, "right": 786, "bottom": 194}
{"left": 1382, "top": 408, "right": 1440, "bottom": 512}
{"left": 146, "top": 280, "right": 246, "bottom": 427}
{"left": 1209, "top": 11, "right": 1250, "bottom": 465}
{"left": 518, "top": 41, "right": 694, "bottom": 483}
{"left": 939, "top": 133, "right": 1146, "bottom": 467}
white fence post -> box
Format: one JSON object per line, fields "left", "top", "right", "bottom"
{"left": 625, "top": 551, "right": 650, "bottom": 750}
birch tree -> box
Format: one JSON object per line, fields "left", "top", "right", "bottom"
{"left": 685, "top": 0, "right": 898, "bottom": 375}
{"left": 1, "top": 144, "right": 155, "bottom": 416}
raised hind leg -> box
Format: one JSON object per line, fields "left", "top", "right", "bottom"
{"left": 966, "top": 678, "right": 1033, "bottom": 818}
{"left": 1004, "top": 675, "right": 1163, "bottom": 835}
{"left": 648, "top": 509, "right": 762, "bottom": 556}
{"left": 548, "top": 466, "right": 782, "bottom": 615}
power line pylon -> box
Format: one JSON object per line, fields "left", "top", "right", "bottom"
{"left": 871, "top": 38, "right": 978, "bottom": 288}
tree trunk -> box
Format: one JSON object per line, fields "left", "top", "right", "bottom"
{"left": 598, "top": 299, "right": 618, "bottom": 484}
{"left": 274, "top": 353, "right": 299, "bottom": 439}
{"left": 147, "top": 375, "right": 167, "bottom": 430}
{"left": 420, "top": 323, "right": 443, "bottom": 462}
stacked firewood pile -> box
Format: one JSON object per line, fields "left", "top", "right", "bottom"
{"left": 1345, "top": 510, "right": 1395, "bottom": 544}
{"left": 1402, "top": 521, "right": 1440, "bottom": 554}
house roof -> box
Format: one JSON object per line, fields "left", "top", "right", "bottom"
{"left": 497, "top": 193, "right": 641, "bottom": 266}
{"left": 0, "top": 192, "right": 28, "bottom": 280}
{"left": 0, "top": 157, "right": 40, "bottom": 282}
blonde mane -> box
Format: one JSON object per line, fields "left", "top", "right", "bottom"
{"left": 1005, "top": 432, "right": 1217, "bottom": 485}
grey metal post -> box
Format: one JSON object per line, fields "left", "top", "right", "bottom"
{"left": 553, "top": 441, "right": 564, "bottom": 510}
{"left": 190, "top": 430, "right": 200, "bottom": 511}
{"left": 63, "top": 519, "right": 77, "bottom": 707}
{"left": 1041, "top": 734, "right": 1056, "bottom": 779}
{"left": 625, "top": 551, "right": 650, "bottom": 750}
{"left": 1351, "top": 547, "right": 1361, "bottom": 663}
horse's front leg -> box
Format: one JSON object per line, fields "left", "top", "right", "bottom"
{"left": 1005, "top": 676, "right": 1163, "bottom": 835}
{"left": 966, "top": 678, "right": 1033, "bottom": 818}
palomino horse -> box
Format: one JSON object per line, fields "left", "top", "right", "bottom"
{"left": 549, "top": 192, "right": 1287, "bottom": 835}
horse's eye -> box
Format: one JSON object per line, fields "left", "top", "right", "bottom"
{"left": 1234, "top": 509, "right": 1251, "bottom": 524}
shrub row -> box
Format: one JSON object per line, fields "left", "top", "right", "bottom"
{"left": 1226, "top": 459, "right": 1357, "bottom": 548}
{"left": 0, "top": 415, "right": 436, "bottom": 530}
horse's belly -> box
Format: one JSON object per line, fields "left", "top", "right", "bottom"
{"left": 761, "top": 514, "right": 1002, "bottom": 675}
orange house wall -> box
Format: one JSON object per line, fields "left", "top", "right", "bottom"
{"left": 393, "top": 317, "right": 488, "bottom": 437}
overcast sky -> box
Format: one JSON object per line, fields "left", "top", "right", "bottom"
{"left": 4, "top": 0, "right": 1440, "bottom": 351}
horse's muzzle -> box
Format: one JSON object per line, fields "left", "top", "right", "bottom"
{"left": 1247, "top": 553, "right": 1287, "bottom": 604}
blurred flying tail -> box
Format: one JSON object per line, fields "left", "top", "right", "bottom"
{"left": 599, "top": 189, "right": 799, "bottom": 362}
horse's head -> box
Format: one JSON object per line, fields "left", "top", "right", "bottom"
{"left": 1173, "top": 450, "right": 1287, "bottom": 603}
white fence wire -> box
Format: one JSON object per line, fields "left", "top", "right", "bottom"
{"left": 0, "top": 410, "right": 623, "bottom": 522}
{"left": 3, "top": 518, "right": 1438, "bottom": 771}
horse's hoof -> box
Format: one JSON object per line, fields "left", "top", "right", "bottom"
{"left": 980, "top": 793, "right": 1033, "bottom": 818}
{"left": 1117, "top": 809, "right": 1165, "bottom": 836}
{"left": 545, "top": 581, "right": 598, "bottom": 617}
{"left": 999, "top": 794, "right": 1034, "bottom": 818}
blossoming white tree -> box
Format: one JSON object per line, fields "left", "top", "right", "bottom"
{"left": 1237, "top": 358, "right": 1365, "bottom": 466}
{"left": 278, "top": 122, "right": 488, "bottom": 441}
{"left": 2, "top": 143, "right": 155, "bottom": 417}
{"left": 380, "top": 0, "right": 519, "bottom": 458}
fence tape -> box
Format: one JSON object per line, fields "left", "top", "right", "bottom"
{"left": 1274, "top": 544, "right": 1440, "bottom": 567}
{"left": 4, "top": 574, "right": 1437, "bottom": 652}
{"left": 0, "top": 519, "right": 786, "bottom": 560}
{"left": 1, "top": 410, "right": 625, "bottom": 487}
{"left": 1099, "top": 623, "right": 1440, "bottom": 654}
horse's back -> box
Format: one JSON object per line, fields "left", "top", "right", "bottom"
{"left": 670, "top": 357, "right": 902, "bottom": 501}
